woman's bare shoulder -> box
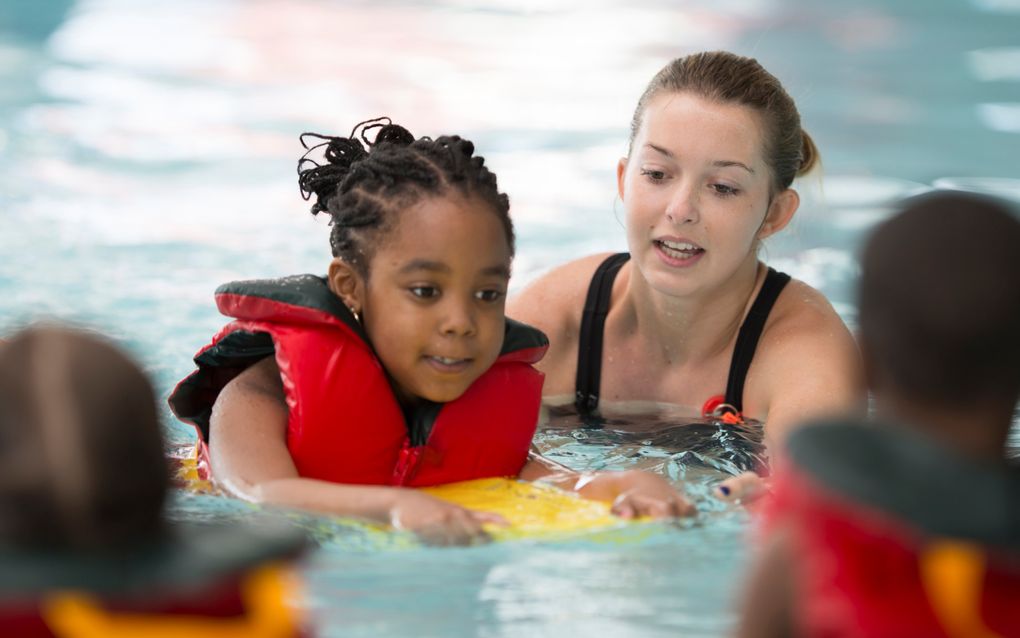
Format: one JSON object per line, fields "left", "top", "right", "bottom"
{"left": 749, "top": 277, "right": 864, "bottom": 437}
{"left": 757, "top": 278, "right": 859, "bottom": 374}
{"left": 508, "top": 253, "right": 619, "bottom": 392}
{"left": 766, "top": 278, "right": 853, "bottom": 343}
{"left": 508, "top": 252, "right": 617, "bottom": 336}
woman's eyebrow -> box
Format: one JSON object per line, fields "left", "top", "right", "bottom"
{"left": 645, "top": 143, "right": 673, "bottom": 158}
{"left": 645, "top": 144, "right": 754, "bottom": 174}
{"left": 713, "top": 160, "right": 755, "bottom": 174}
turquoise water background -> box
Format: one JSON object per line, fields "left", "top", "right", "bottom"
{"left": 2, "top": 1, "right": 1019, "bottom": 636}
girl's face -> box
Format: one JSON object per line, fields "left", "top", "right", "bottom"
{"left": 334, "top": 194, "right": 512, "bottom": 405}
{"left": 620, "top": 92, "right": 797, "bottom": 298}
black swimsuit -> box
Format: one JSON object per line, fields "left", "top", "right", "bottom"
{"left": 574, "top": 253, "right": 791, "bottom": 416}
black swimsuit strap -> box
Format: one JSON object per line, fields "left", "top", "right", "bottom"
{"left": 723, "top": 267, "right": 791, "bottom": 412}
{"left": 574, "top": 256, "right": 790, "bottom": 416}
{"left": 575, "top": 253, "right": 631, "bottom": 414}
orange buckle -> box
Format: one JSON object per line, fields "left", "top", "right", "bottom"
{"left": 702, "top": 394, "right": 744, "bottom": 424}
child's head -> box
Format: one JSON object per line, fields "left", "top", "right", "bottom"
{"left": 297, "top": 119, "right": 515, "bottom": 405}
{"left": 0, "top": 326, "right": 168, "bottom": 551}
{"left": 858, "top": 191, "right": 1020, "bottom": 413}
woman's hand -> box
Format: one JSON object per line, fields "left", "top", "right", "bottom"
{"left": 602, "top": 470, "right": 695, "bottom": 519}
{"left": 389, "top": 491, "right": 508, "bottom": 546}
{"left": 715, "top": 471, "right": 770, "bottom": 505}
{"left": 521, "top": 455, "right": 694, "bottom": 519}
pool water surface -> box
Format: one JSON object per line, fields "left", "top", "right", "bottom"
{"left": 2, "top": 0, "right": 1019, "bottom": 635}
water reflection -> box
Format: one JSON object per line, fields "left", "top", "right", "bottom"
{"left": 537, "top": 404, "right": 768, "bottom": 490}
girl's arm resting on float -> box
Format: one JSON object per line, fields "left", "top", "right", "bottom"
{"left": 208, "top": 366, "right": 400, "bottom": 522}
{"left": 519, "top": 452, "right": 694, "bottom": 517}
{"left": 208, "top": 358, "right": 506, "bottom": 538}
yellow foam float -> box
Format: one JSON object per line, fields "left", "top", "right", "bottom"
{"left": 422, "top": 477, "right": 622, "bottom": 540}
{"left": 171, "top": 448, "right": 629, "bottom": 542}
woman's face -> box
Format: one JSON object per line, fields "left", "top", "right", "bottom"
{"left": 620, "top": 92, "right": 796, "bottom": 298}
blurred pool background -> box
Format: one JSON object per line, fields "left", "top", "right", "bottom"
{"left": 1, "top": 1, "right": 1018, "bottom": 636}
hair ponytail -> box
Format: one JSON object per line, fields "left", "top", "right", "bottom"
{"left": 798, "top": 130, "right": 820, "bottom": 177}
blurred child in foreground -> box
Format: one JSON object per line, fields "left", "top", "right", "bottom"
{"left": 737, "top": 192, "right": 1020, "bottom": 638}
{"left": 0, "top": 326, "right": 309, "bottom": 637}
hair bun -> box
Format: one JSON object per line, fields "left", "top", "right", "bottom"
{"left": 322, "top": 136, "right": 369, "bottom": 167}
{"left": 297, "top": 117, "right": 418, "bottom": 216}
{"left": 373, "top": 124, "right": 415, "bottom": 147}
{"left": 297, "top": 132, "right": 368, "bottom": 214}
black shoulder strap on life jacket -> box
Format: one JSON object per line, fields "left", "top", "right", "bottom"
{"left": 502, "top": 318, "right": 549, "bottom": 357}
{"left": 216, "top": 274, "right": 364, "bottom": 336}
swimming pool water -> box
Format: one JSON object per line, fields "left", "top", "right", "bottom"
{"left": 2, "top": 1, "right": 1019, "bottom": 635}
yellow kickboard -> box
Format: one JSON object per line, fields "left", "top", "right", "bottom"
{"left": 422, "top": 477, "right": 621, "bottom": 539}
{"left": 171, "top": 450, "right": 624, "bottom": 540}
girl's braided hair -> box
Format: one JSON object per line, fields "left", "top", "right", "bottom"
{"left": 297, "top": 117, "right": 514, "bottom": 274}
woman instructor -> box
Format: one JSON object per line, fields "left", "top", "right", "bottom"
{"left": 509, "top": 51, "right": 863, "bottom": 452}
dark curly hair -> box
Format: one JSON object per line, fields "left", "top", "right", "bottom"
{"left": 297, "top": 117, "right": 514, "bottom": 274}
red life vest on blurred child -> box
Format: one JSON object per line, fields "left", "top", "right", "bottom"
{"left": 763, "top": 422, "right": 1020, "bottom": 638}
{"left": 0, "top": 522, "right": 307, "bottom": 637}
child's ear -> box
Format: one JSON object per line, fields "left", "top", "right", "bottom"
{"left": 327, "top": 258, "right": 365, "bottom": 315}
{"left": 758, "top": 188, "right": 799, "bottom": 240}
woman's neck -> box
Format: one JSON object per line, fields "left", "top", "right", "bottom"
{"left": 619, "top": 254, "right": 765, "bottom": 366}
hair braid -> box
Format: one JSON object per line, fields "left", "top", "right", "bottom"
{"left": 297, "top": 118, "right": 513, "bottom": 273}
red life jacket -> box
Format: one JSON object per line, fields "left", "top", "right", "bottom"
{"left": 169, "top": 275, "right": 548, "bottom": 487}
{"left": 763, "top": 422, "right": 1020, "bottom": 638}
{"left": 0, "top": 522, "right": 308, "bottom": 637}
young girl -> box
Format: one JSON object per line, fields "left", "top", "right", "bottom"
{"left": 170, "top": 119, "right": 691, "bottom": 546}
{"left": 509, "top": 52, "right": 863, "bottom": 446}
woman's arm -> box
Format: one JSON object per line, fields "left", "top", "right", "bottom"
{"left": 208, "top": 357, "right": 506, "bottom": 545}
{"left": 748, "top": 282, "right": 865, "bottom": 448}
{"left": 519, "top": 453, "right": 694, "bottom": 518}
{"left": 717, "top": 284, "right": 864, "bottom": 504}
